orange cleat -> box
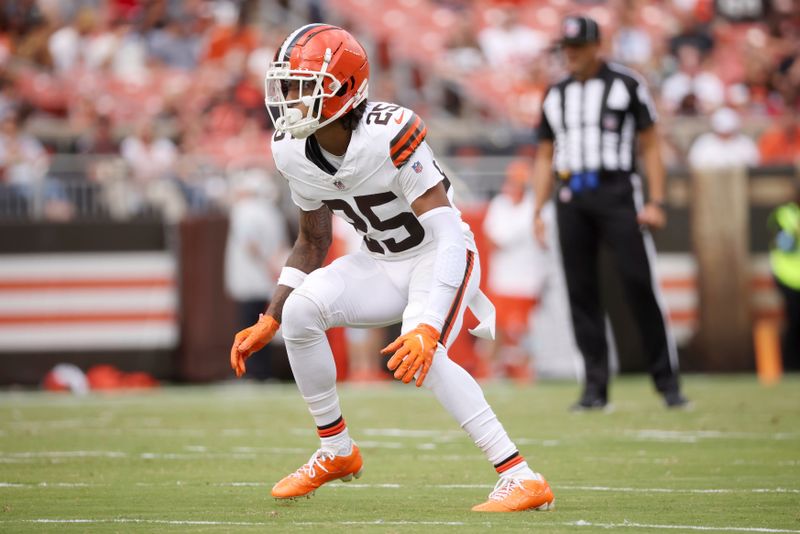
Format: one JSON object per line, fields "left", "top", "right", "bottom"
{"left": 471, "top": 475, "right": 555, "bottom": 512}
{"left": 271, "top": 444, "right": 363, "bottom": 499}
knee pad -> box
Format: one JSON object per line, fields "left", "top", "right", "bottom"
{"left": 281, "top": 293, "right": 326, "bottom": 344}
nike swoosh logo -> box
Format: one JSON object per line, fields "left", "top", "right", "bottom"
{"left": 415, "top": 334, "right": 424, "bottom": 348}
{"left": 394, "top": 111, "right": 406, "bottom": 124}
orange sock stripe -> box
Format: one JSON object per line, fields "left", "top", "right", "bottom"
{"left": 317, "top": 419, "right": 346, "bottom": 438}
{"left": 495, "top": 455, "right": 525, "bottom": 474}
{"left": 439, "top": 250, "right": 475, "bottom": 345}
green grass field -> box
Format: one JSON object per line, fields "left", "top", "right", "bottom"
{"left": 1, "top": 375, "right": 799, "bottom": 533}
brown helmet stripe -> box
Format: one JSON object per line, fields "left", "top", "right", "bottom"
{"left": 279, "top": 23, "right": 325, "bottom": 61}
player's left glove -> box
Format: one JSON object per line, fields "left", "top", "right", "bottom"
{"left": 381, "top": 323, "right": 440, "bottom": 387}
{"left": 230, "top": 314, "right": 280, "bottom": 378}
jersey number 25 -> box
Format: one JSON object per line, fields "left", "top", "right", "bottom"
{"left": 323, "top": 192, "right": 424, "bottom": 254}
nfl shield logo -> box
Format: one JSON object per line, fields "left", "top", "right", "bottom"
{"left": 559, "top": 185, "right": 572, "bottom": 203}
{"left": 333, "top": 180, "right": 346, "bottom": 190}
{"left": 564, "top": 19, "right": 581, "bottom": 38}
{"left": 412, "top": 161, "right": 423, "bottom": 174}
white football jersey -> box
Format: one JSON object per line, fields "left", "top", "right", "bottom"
{"left": 272, "top": 101, "right": 475, "bottom": 260}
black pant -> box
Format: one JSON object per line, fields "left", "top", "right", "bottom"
{"left": 236, "top": 299, "right": 274, "bottom": 380}
{"left": 556, "top": 175, "right": 680, "bottom": 397}
{"left": 775, "top": 278, "right": 800, "bottom": 370}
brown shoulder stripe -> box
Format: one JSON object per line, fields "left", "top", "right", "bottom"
{"left": 390, "top": 113, "right": 420, "bottom": 153}
{"left": 390, "top": 114, "right": 427, "bottom": 168}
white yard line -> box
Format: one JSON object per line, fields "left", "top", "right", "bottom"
{"left": 559, "top": 485, "right": 800, "bottom": 494}
{"left": 515, "top": 438, "right": 562, "bottom": 446}
{"left": 0, "top": 451, "right": 126, "bottom": 458}
{"left": 354, "top": 484, "right": 800, "bottom": 494}
{"left": 415, "top": 454, "right": 482, "bottom": 461}
{"left": 0, "top": 483, "right": 95, "bottom": 488}
{"left": 303, "top": 520, "right": 475, "bottom": 526}
{"left": 567, "top": 520, "right": 800, "bottom": 532}
{"left": 329, "top": 484, "right": 403, "bottom": 489}
{"left": 6, "top": 416, "right": 114, "bottom": 428}
{"left": 16, "top": 519, "right": 269, "bottom": 526}
{"left": 626, "top": 430, "right": 800, "bottom": 442}
{"left": 10, "top": 519, "right": 476, "bottom": 527}
{"left": 2, "top": 481, "right": 798, "bottom": 494}
{"left": 360, "top": 428, "right": 462, "bottom": 438}
{"left": 230, "top": 446, "right": 307, "bottom": 454}
{"left": 0, "top": 450, "right": 279, "bottom": 461}
{"left": 352, "top": 441, "right": 404, "bottom": 449}
{"left": 138, "top": 453, "right": 257, "bottom": 460}
{"left": 429, "top": 484, "right": 488, "bottom": 488}
{"left": 4, "top": 519, "right": 800, "bottom": 532}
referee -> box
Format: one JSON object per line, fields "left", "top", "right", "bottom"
{"left": 531, "top": 15, "right": 688, "bottom": 410}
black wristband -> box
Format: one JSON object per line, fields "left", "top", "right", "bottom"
{"left": 651, "top": 200, "right": 666, "bottom": 209}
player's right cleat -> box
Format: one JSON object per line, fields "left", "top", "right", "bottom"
{"left": 271, "top": 444, "right": 363, "bottom": 499}
{"left": 471, "top": 475, "right": 555, "bottom": 512}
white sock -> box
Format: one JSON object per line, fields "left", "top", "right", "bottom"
{"left": 463, "top": 406, "right": 517, "bottom": 464}
{"left": 501, "top": 460, "right": 537, "bottom": 481}
{"left": 303, "top": 387, "right": 342, "bottom": 427}
{"left": 320, "top": 427, "right": 353, "bottom": 456}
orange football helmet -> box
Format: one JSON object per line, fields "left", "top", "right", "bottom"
{"left": 265, "top": 24, "right": 369, "bottom": 139}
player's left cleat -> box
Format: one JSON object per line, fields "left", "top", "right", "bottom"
{"left": 271, "top": 444, "right": 363, "bottom": 500}
{"left": 663, "top": 391, "right": 691, "bottom": 409}
{"left": 471, "top": 475, "right": 555, "bottom": 512}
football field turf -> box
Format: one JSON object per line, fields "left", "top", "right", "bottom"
{"left": 1, "top": 375, "right": 798, "bottom": 533}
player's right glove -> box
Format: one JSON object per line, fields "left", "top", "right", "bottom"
{"left": 230, "top": 314, "right": 279, "bottom": 378}
{"left": 381, "top": 323, "right": 440, "bottom": 387}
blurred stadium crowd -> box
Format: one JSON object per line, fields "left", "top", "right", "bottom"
{"left": 0, "top": 0, "right": 798, "bottom": 222}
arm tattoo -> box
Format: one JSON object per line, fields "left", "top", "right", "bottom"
{"left": 287, "top": 206, "right": 333, "bottom": 271}
{"left": 266, "top": 206, "right": 332, "bottom": 323}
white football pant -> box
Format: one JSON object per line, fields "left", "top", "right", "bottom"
{"left": 281, "top": 247, "right": 520, "bottom": 467}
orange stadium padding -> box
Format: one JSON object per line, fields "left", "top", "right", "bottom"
{"left": 754, "top": 319, "right": 782, "bottom": 386}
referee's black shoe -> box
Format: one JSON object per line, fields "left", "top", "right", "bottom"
{"left": 663, "top": 391, "right": 690, "bottom": 409}
{"left": 570, "top": 390, "right": 608, "bottom": 412}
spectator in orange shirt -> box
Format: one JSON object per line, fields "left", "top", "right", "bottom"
{"left": 758, "top": 113, "right": 800, "bottom": 166}
{"left": 202, "top": 3, "right": 258, "bottom": 65}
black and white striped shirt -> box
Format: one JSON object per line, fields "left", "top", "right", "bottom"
{"left": 537, "top": 62, "right": 657, "bottom": 177}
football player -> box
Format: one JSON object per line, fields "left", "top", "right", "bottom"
{"left": 230, "top": 24, "right": 554, "bottom": 513}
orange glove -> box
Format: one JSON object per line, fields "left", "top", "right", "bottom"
{"left": 230, "top": 314, "right": 280, "bottom": 378}
{"left": 381, "top": 323, "right": 440, "bottom": 387}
